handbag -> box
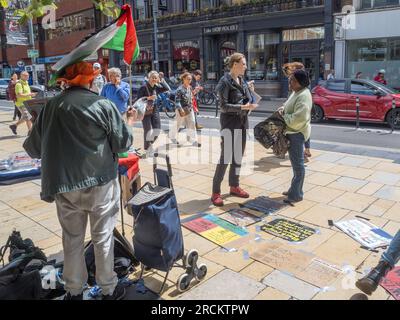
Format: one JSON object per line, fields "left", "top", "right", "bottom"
{"left": 178, "top": 107, "right": 191, "bottom": 117}
{"left": 177, "top": 87, "right": 192, "bottom": 117}
{"left": 144, "top": 85, "right": 155, "bottom": 116}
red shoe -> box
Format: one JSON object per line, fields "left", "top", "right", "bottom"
{"left": 211, "top": 193, "right": 224, "bottom": 207}
{"left": 230, "top": 186, "right": 250, "bottom": 198}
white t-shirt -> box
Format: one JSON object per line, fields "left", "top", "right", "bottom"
{"left": 91, "top": 74, "right": 107, "bottom": 94}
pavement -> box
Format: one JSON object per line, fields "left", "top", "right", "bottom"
{"left": 1, "top": 109, "right": 400, "bottom": 300}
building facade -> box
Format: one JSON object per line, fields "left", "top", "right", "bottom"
{"left": 0, "top": 0, "right": 109, "bottom": 83}
{"left": 133, "top": 0, "right": 332, "bottom": 98}
{"left": 334, "top": 0, "right": 400, "bottom": 89}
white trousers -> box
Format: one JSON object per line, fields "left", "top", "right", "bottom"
{"left": 55, "top": 178, "right": 120, "bottom": 295}
{"left": 169, "top": 109, "right": 197, "bottom": 143}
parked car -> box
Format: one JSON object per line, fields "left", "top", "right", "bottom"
{"left": 312, "top": 78, "right": 400, "bottom": 129}
{"left": 0, "top": 78, "right": 10, "bottom": 99}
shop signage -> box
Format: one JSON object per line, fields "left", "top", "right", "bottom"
{"left": 37, "top": 55, "right": 65, "bottom": 64}
{"left": 204, "top": 24, "right": 238, "bottom": 35}
{"left": 290, "top": 42, "right": 319, "bottom": 53}
{"left": 27, "top": 49, "right": 39, "bottom": 58}
{"left": 173, "top": 40, "right": 199, "bottom": 49}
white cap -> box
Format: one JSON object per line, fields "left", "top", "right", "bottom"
{"left": 379, "top": 69, "right": 386, "bottom": 74}
{"left": 93, "top": 63, "right": 101, "bottom": 69}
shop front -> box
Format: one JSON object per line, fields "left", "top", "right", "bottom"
{"left": 172, "top": 40, "right": 201, "bottom": 77}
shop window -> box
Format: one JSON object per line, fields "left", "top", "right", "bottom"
{"left": 361, "top": 0, "right": 400, "bottom": 9}
{"left": 247, "top": 33, "right": 279, "bottom": 81}
{"left": 173, "top": 40, "right": 200, "bottom": 74}
{"left": 282, "top": 27, "right": 324, "bottom": 42}
{"left": 134, "top": 47, "right": 152, "bottom": 74}
{"left": 347, "top": 37, "right": 400, "bottom": 89}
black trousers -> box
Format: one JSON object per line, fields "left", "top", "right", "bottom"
{"left": 212, "top": 113, "right": 248, "bottom": 194}
{"left": 142, "top": 111, "right": 161, "bottom": 150}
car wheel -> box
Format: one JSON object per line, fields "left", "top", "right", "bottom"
{"left": 311, "top": 104, "right": 324, "bottom": 123}
{"left": 386, "top": 108, "right": 400, "bottom": 130}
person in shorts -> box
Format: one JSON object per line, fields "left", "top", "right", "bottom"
{"left": 9, "top": 71, "right": 37, "bottom": 135}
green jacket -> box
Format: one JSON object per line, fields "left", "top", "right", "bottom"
{"left": 283, "top": 88, "right": 312, "bottom": 141}
{"left": 23, "top": 87, "right": 133, "bottom": 203}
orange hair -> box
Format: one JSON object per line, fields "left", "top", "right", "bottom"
{"left": 57, "top": 62, "right": 101, "bottom": 87}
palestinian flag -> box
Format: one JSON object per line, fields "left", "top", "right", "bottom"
{"left": 49, "top": 4, "right": 139, "bottom": 85}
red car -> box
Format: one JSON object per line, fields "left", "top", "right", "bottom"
{"left": 311, "top": 78, "right": 400, "bottom": 129}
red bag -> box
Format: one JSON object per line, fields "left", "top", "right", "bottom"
{"left": 192, "top": 96, "right": 198, "bottom": 113}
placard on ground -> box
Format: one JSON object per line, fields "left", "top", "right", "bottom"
{"left": 240, "top": 196, "right": 286, "bottom": 215}
{"left": 334, "top": 219, "right": 393, "bottom": 249}
{"left": 261, "top": 218, "right": 316, "bottom": 242}
{"left": 381, "top": 267, "right": 400, "bottom": 300}
{"left": 250, "top": 241, "right": 342, "bottom": 288}
{"left": 219, "top": 208, "right": 262, "bottom": 227}
{"left": 181, "top": 213, "right": 249, "bottom": 249}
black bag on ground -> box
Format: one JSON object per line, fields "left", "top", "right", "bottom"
{"left": 0, "top": 270, "right": 43, "bottom": 300}
{"left": 0, "top": 231, "right": 48, "bottom": 300}
{"left": 84, "top": 229, "right": 138, "bottom": 286}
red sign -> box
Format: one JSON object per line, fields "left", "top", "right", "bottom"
{"left": 381, "top": 267, "right": 400, "bottom": 300}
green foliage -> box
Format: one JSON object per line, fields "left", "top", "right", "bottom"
{"left": 0, "top": 0, "right": 121, "bottom": 24}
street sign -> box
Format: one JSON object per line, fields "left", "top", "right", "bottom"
{"left": 27, "top": 49, "right": 39, "bottom": 58}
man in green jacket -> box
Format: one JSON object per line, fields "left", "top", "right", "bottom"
{"left": 23, "top": 62, "right": 135, "bottom": 300}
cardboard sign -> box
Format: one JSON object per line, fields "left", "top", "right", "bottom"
{"left": 219, "top": 209, "right": 262, "bottom": 227}
{"left": 250, "top": 241, "right": 342, "bottom": 288}
{"left": 181, "top": 213, "right": 248, "bottom": 249}
{"left": 240, "top": 196, "right": 286, "bottom": 215}
{"left": 250, "top": 241, "right": 314, "bottom": 275}
{"left": 381, "top": 267, "right": 400, "bottom": 300}
{"left": 261, "top": 218, "right": 316, "bottom": 242}
{"left": 295, "top": 258, "right": 343, "bottom": 288}
{"left": 334, "top": 219, "right": 393, "bottom": 249}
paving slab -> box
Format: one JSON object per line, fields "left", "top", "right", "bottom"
{"left": 328, "top": 177, "right": 368, "bottom": 193}
{"left": 312, "top": 153, "right": 345, "bottom": 163}
{"left": 383, "top": 202, "right": 400, "bottom": 223}
{"left": 254, "top": 287, "right": 291, "bottom": 300}
{"left": 363, "top": 199, "right": 396, "bottom": 217}
{"left": 337, "top": 156, "right": 368, "bottom": 167}
{"left": 262, "top": 270, "right": 319, "bottom": 300}
{"left": 306, "top": 172, "right": 340, "bottom": 187}
{"left": 329, "top": 192, "right": 376, "bottom": 212}
{"left": 374, "top": 186, "right": 400, "bottom": 202}
{"left": 179, "top": 269, "right": 265, "bottom": 300}
{"left": 357, "top": 182, "right": 385, "bottom": 196}
{"left": 367, "top": 171, "right": 400, "bottom": 186}
{"left": 296, "top": 204, "right": 349, "bottom": 229}
{"left": 303, "top": 186, "right": 345, "bottom": 204}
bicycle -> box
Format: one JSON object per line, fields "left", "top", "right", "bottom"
{"left": 155, "top": 91, "right": 177, "bottom": 119}
{"left": 198, "top": 89, "right": 216, "bottom": 105}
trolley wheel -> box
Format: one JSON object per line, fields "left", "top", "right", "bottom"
{"left": 177, "top": 273, "right": 191, "bottom": 292}
{"left": 195, "top": 263, "right": 207, "bottom": 281}
{"left": 185, "top": 249, "right": 199, "bottom": 268}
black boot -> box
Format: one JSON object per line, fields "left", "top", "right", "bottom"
{"left": 356, "top": 260, "right": 392, "bottom": 295}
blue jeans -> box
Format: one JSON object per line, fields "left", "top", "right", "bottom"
{"left": 382, "top": 229, "right": 400, "bottom": 268}
{"left": 287, "top": 133, "right": 305, "bottom": 201}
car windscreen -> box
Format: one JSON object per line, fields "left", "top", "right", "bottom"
{"left": 371, "top": 81, "right": 398, "bottom": 94}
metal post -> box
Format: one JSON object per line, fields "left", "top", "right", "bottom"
{"left": 356, "top": 96, "right": 360, "bottom": 129}
{"left": 391, "top": 97, "right": 396, "bottom": 133}
{"left": 27, "top": 5, "right": 38, "bottom": 85}
{"left": 152, "top": 0, "right": 159, "bottom": 72}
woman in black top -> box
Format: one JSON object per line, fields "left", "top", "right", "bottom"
{"left": 211, "top": 53, "right": 258, "bottom": 207}
{"left": 137, "top": 71, "right": 163, "bottom": 156}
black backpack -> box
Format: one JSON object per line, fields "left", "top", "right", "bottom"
{"left": 84, "top": 229, "right": 139, "bottom": 286}
{"left": 0, "top": 231, "right": 48, "bottom": 300}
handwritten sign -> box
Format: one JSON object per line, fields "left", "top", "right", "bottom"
{"left": 181, "top": 213, "right": 248, "bottom": 248}
{"left": 219, "top": 209, "right": 262, "bottom": 227}
{"left": 261, "top": 219, "right": 316, "bottom": 242}
{"left": 250, "top": 241, "right": 343, "bottom": 288}
{"left": 240, "top": 196, "right": 286, "bottom": 215}
{"left": 334, "top": 219, "right": 393, "bottom": 249}
{"left": 381, "top": 267, "right": 400, "bottom": 300}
